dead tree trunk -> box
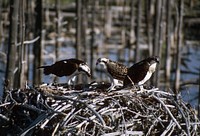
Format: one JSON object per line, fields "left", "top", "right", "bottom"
{"left": 155, "top": 0, "right": 164, "bottom": 87}
{"left": 90, "top": 0, "right": 96, "bottom": 78}
{"left": 18, "top": 0, "right": 26, "bottom": 88}
{"left": 82, "top": 0, "right": 87, "bottom": 61}
{"left": 5, "top": 0, "right": 19, "bottom": 90}
{"left": 54, "top": 0, "right": 61, "bottom": 83}
{"left": 175, "top": 0, "right": 184, "bottom": 93}
{"left": 135, "top": 0, "right": 142, "bottom": 62}
{"left": 198, "top": 70, "right": 200, "bottom": 118}
{"left": 76, "top": 0, "right": 82, "bottom": 60}
{"left": 76, "top": 0, "right": 82, "bottom": 82}
{"left": 55, "top": 0, "right": 60, "bottom": 61}
{"left": 33, "top": 0, "right": 42, "bottom": 85}
{"left": 104, "top": 0, "right": 111, "bottom": 38}
{"left": 151, "top": 0, "right": 162, "bottom": 86}
{"left": 145, "top": 0, "right": 153, "bottom": 56}
{"left": 130, "top": 0, "right": 136, "bottom": 45}
{"left": 129, "top": 0, "right": 136, "bottom": 62}
{"left": 0, "top": 0, "right": 2, "bottom": 40}
{"left": 165, "top": 0, "right": 172, "bottom": 88}
{"left": 82, "top": 0, "right": 88, "bottom": 82}
{"left": 26, "top": 0, "right": 35, "bottom": 82}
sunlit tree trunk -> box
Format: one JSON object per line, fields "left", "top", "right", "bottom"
{"left": 175, "top": 0, "right": 184, "bottom": 93}
{"left": 5, "top": 0, "right": 19, "bottom": 90}
{"left": 165, "top": 0, "right": 172, "bottom": 88}
{"left": 151, "top": 0, "right": 162, "bottom": 86}
{"left": 18, "top": 0, "right": 26, "bottom": 88}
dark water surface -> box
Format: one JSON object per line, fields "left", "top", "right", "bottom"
{"left": 180, "top": 44, "right": 200, "bottom": 109}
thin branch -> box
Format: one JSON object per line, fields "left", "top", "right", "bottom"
{"left": 16, "top": 36, "right": 40, "bottom": 46}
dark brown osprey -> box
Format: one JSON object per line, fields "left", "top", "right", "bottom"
{"left": 38, "top": 58, "right": 91, "bottom": 84}
{"left": 123, "top": 56, "right": 159, "bottom": 88}
{"left": 96, "top": 58, "right": 128, "bottom": 90}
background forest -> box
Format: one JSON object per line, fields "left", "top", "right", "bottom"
{"left": 0, "top": 0, "right": 199, "bottom": 114}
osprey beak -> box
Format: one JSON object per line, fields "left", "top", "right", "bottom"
{"left": 79, "top": 63, "right": 91, "bottom": 77}
{"left": 156, "top": 58, "right": 160, "bottom": 64}
{"left": 85, "top": 69, "right": 91, "bottom": 77}
{"left": 85, "top": 68, "right": 91, "bottom": 77}
{"left": 87, "top": 72, "right": 91, "bottom": 77}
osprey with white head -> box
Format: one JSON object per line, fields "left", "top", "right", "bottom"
{"left": 123, "top": 56, "right": 159, "bottom": 89}
{"left": 38, "top": 58, "right": 91, "bottom": 85}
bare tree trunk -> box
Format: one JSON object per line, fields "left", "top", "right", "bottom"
{"left": 165, "top": 0, "right": 172, "bottom": 88}
{"left": 76, "top": 0, "right": 82, "bottom": 82}
{"left": 76, "top": 0, "right": 82, "bottom": 58}
{"left": 5, "top": 0, "right": 19, "bottom": 90}
{"left": 0, "top": 0, "right": 2, "bottom": 41}
{"left": 90, "top": 0, "right": 96, "bottom": 78}
{"left": 55, "top": 0, "right": 60, "bottom": 61}
{"left": 155, "top": 0, "right": 164, "bottom": 87}
{"left": 26, "top": 0, "right": 35, "bottom": 83}
{"left": 54, "top": 0, "right": 61, "bottom": 83}
{"left": 130, "top": 0, "right": 136, "bottom": 45}
{"left": 153, "top": 0, "right": 162, "bottom": 56}
{"left": 198, "top": 69, "right": 200, "bottom": 118}
{"left": 18, "top": 0, "right": 26, "bottom": 88}
{"left": 33, "top": 0, "right": 42, "bottom": 86}
{"left": 175, "top": 0, "right": 184, "bottom": 93}
{"left": 118, "top": 1, "right": 127, "bottom": 49}
{"left": 129, "top": 0, "right": 136, "bottom": 61}
{"left": 76, "top": 0, "right": 82, "bottom": 60}
{"left": 82, "top": 0, "right": 87, "bottom": 61}
{"left": 151, "top": 0, "right": 162, "bottom": 86}
{"left": 104, "top": 0, "right": 111, "bottom": 38}
{"left": 145, "top": 0, "right": 153, "bottom": 56}
{"left": 135, "top": 0, "right": 142, "bottom": 62}
{"left": 82, "top": 0, "right": 88, "bottom": 82}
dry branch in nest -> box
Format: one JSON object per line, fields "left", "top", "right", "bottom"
{"left": 0, "top": 83, "right": 199, "bottom": 136}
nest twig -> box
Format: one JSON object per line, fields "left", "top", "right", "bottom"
{"left": 0, "top": 83, "right": 199, "bottom": 136}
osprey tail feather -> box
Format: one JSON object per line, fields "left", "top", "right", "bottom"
{"left": 38, "top": 66, "right": 52, "bottom": 75}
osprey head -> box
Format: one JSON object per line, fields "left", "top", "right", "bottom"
{"left": 146, "top": 56, "right": 160, "bottom": 64}
{"left": 78, "top": 63, "right": 91, "bottom": 77}
{"left": 145, "top": 56, "right": 159, "bottom": 73}
{"left": 96, "top": 58, "right": 109, "bottom": 69}
{"left": 96, "top": 58, "right": 109, "bottom": 65}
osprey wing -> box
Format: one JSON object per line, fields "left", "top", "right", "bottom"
{"left": 123, "top": 61, "right": 149, "bottom": 86}
{"left": 107, "top": 60, "right": 128, "bottom": 80}
{"left": 50, "top": 60, "right": 79, "bottom": 77}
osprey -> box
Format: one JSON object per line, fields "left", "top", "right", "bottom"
{"left": 96, "top": 58, "right": 128, "bottom": 90}
{"left": 38, "top": 58, "right": 91, "bottom": 84}
{"left": 123, "top": 56, "right": 159, "bottom": 89}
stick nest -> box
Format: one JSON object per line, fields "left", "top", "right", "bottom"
{"left": 0, "top": 83, "right": 199, "bottom": 136}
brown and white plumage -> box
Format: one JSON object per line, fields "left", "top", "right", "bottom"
{"left": 38, "top": 58, "right": 91, "bottom": 84}
{"left": 96, "top": 58, "right": 128, "bottom": 90}
{"left": 123, "top": 56, "right": 159, "bottom": 89}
